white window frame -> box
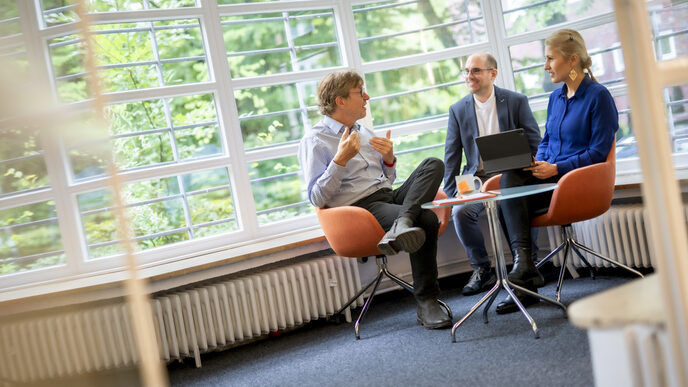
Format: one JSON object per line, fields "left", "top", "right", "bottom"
{"left": 1, "top": 0, "right": 687, "bottom": 298}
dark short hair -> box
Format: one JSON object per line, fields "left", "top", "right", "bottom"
{"left": 469, "top": 52, "right": 497, "bottom": 70}
{"left": 316, "top": 70, "right": 364, "bottom": 116}
{"left": 484, "top": 53, "right": 497, "bottom": 70}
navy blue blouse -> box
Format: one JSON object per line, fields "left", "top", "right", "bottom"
{"left": 536, "top": 76, "right": 618, "bottom": 176}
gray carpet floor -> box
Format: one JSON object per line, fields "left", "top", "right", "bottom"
{"left": 167, "top": 267, "right": 640, "bottom": 387}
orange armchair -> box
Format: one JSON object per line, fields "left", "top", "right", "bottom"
{"left": 316, "top": 189, "right": 452, "bottom": 339}
{"left": 482, "top": 142, "right": 643, "bottom": 301}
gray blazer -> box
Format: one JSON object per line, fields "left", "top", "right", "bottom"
{"left": 443, "top": 85, "right": 541, "bottom": 198}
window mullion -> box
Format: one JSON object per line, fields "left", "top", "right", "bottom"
{"left": 280, "top": 11, "right": 312, "bottom": 136}
{"left": 198, "top": 0, "right": 259, "bottom": 235}
{"left": 481, "top": 0, "right": 514, "bottom": 91}
{"left": 336, "top": 1, "right": 378, "bottom": 129}
{"left": 14, "top": 0, "right": 87, "bottom": 273}
{"left": 333, "top": 1, "right": 363, "bottom": 69}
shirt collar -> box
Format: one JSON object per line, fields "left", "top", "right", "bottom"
{"left": 560, "top": 75, "right": 593, "bottom": 100}
{"left": 473, "top": 86, "right": 495, "bottom": 107}
{"left": 324, "top": 116, "right": 359, "bottom": 134}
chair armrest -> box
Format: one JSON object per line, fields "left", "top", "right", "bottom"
{"left": 482, "top": 175, "right": 502, "bottom": 192}
{"left": 432, "top": 188, "right": 450, "bottom": 237}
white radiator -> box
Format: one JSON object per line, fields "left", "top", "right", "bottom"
{"left": 544, "top": 203, "right": 688, "bottom": 269}
{"left": 0, "top": 255, "right": 362, "bottom": 384}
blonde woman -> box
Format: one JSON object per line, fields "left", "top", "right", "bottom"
{"left": 496, "top": 29, "right": 618, "bottom": 314}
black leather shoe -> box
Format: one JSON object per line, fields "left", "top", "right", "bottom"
{"left": 462, "top": 267, "right": 496, "bottom": 296}
{"left": 377, "top": 216, "right": 426, "bottom": 255}
{"left": 495, "top": 289, "right": 540, "bottom": 315}
{"left": 416, "top": 299, "right": 451, "bottom": 329}
{"left": 508, "top": 247, "right": 545, "bottom": 288}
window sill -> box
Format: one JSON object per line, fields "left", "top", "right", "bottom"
{"left": 0, "top": 225, "right": 329, "bottom": 316}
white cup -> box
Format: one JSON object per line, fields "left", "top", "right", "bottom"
{"left": 455, "top": 174, "right": 483, "bottom": 195}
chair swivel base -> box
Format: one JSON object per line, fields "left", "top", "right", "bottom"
{"left": 536, "top": 225, "right": 644, "bottom": 302}
{"left": 333, "top": 255, "right": 452, "bottom": 340}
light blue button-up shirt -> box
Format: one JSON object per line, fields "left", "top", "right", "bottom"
{"left": 298, "top": 116, "right": 396, "bottom": 208}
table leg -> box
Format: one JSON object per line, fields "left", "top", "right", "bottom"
{"left": 450, "top": 201, "right": 567, "bottom": 343}
{"left": 451, "top": 281, "right": 500, "bottom": 342}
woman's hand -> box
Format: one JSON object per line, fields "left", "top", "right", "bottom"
{"left": 524, "top": 160, "right": 558, "bottom": 179}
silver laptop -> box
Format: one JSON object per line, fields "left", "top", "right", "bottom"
{"left": 475, "top": 128, "right": 533, "bottom": 174}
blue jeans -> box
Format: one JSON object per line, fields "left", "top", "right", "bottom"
{"left": 452, "top": 201, "right": 539, "bottom": 270}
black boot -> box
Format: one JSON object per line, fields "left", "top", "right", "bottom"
{"left": 416, "top": 298, "right": 451, "bottom": 329}
{"left": 507, "top": 247, "right": 544, "bottom": 288}
{"left": 496, "top": 287, "right": 540, "bottom": 315}
{"left": 377, "top": 216, "right": 426, "bottom": 255}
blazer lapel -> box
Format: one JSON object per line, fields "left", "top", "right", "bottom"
{"left": 464, "top": 96, "right": 479, "bottom": 137}
{"left": 495, "top": 86, "right": 509, "bottom": 132}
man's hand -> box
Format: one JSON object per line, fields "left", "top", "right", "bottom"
{"left": 369, "top": 130, "right": 395, "bottom": 165}
{"left": 524, "top": 160, "right": 558, "bottom": 179}
{"left": 333, "top": 127, "right": 361, "bottom": 166}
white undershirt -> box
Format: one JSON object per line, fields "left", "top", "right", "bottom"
{"left": 473, "top": 87, "right": 499, "bottom": 137}
{"left": 474, "top": 87, "right": 498, "bottom": 173}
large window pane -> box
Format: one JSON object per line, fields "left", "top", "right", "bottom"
{"left": 0, "top": 125, "right": 50, "bottom": 196}
{"left": 49, "top": 33, "right": 89, "bottom": 102}
{"left": 70, "top": 93, "right": 223, "bottom": 179}
{"left": 235, "top": 82, "right": 318, "bottom": 150}
{"left": 0, "top": 0, "right": 21, "bottom": 37}
{"left": 48, "top": 19, "right": 208, "bottom": 102}
{"left": 218, "top": 0, "right": 277, "bottom": 4}
{"left": 41, "top": 0, "right": 79, "bottom": 27}
{"left": 40, "top": 0, "right": 197, "bottom": 27}
{"left": 250, "top": 155, "right": 311, "bottom": 225}
{"left": 78, "top": 167, "right": 236, "bottom": 259}
{"left": 501, "top": 0, "right": 613, "bottom": 36}
{"left": 89, "top": 0, "right": 196, "bottom": 12}
{"left": 354, "top": 0, "right": 485, "bottom": 62}
{"left": 614, "top": 95, "right": 635, "bottom": 159}
{"left": 667, "top": 85, "right": 688, "bottom": 154}
{"left": 0, "top": 1, "right": 27, "bottom": 73}
{"left": 366, "top": 58, "right": 466, "bottom": 127}
{"left": 649, "top": 1, "right": 688, "bottom": 62}
{"left": 0, "top": 201, "right": 65, "bottom": 275}
{"left": 392, "top": 130, "right": 446, "bottom": 187}
{"left": 221, "top": 10, "right": 340, "bottom": 78}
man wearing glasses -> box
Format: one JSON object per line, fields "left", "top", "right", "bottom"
{"left": 299, "top": 70, "right": 452, "bottom": 329}
{"left": 443, "top": 53, "right": 542, "bottom": 312}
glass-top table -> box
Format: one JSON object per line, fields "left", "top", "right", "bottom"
{"left": 423, "top": 183, "right": 567, "bottom": 341}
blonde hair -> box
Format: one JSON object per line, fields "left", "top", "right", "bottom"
{"left": 317, "top": 70, "right": 364, "bottom": 116}
{"left": 545, "top": 29, "right": 597, "bottom": 82}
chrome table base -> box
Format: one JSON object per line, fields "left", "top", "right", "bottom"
{"left": 451, "top": 201, "right": 567, "bottom": 342}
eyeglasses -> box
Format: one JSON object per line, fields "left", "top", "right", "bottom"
{"left": 462, "top": 68, "right": 494, "bottom": 76}
{"left": 349, "top": 89, "right": 366, "bottom": 98}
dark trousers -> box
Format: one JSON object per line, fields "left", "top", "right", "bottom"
{"left": 498, "top": 169, "right": 561, "bottom": 251}
{"left": 351, "top": 157, "right": 444, "bottom": 300}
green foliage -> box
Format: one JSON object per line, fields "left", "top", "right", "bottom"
{"left": 0, "top": 0, "right": 20, "bottom": 37}
{"left": 249, "top": 155, "right": 305, "bottom": 223}
{"left": 0, "top": 202, "right": 64, "bottom": 273}
{"left": 223, "top": 11, "right": 339, "bottom": 78}
{"left": 0, "top": 127, "right": 49, "bottom": 194}
{"left": 393, "top": 131, "right": 446, "bottom": 182}
{"left": 77, "top": 168, "right": 236, "bottom": 259}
